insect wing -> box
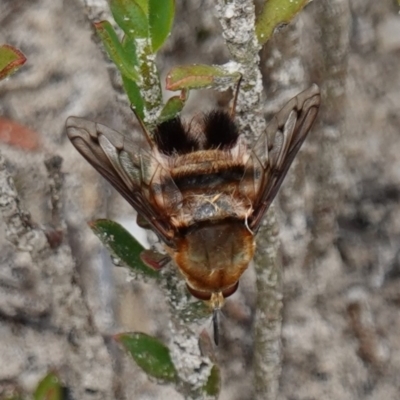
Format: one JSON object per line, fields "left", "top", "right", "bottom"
{"left": 248, "top": 84, "right": 321, "bottom": 231}
{"left": 66, "top": 117, "right": 174, "bottom": 245}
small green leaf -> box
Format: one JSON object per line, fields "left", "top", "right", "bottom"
{"left": 166, "top": 64, "right": 241, "bottom": 91}
{"left": 148, "top": 0, "right": 175, "bottom": 51}
{"left": 203, "top": 365, "right": 221, "bottom": 397}
{"left": 0, "top": 45, "right": 26, "bottom": 80}
{"left": 122, "top": 75, "right": 145, "bottom": 119}
{"left": 34, "top": 372, "right": 62, "bottom": 400}
{"left": 116, "top": 332, "right": 177, "bottom": 383}
{"left": 157, "top": 95, "right": 186, "bottom": 123}
{"left": 89, "top": 219, "right": 158, "bottom": 278}
{"left": 110, "top": 0, "right": 149, "bottom": 38}
{"left": 255, "top": 0, "right": 309, "bottom": 45}
{"left": 119, "top": 35, "right": 144, "bottom": 118}
{"left": 94, "top": 21, "right": 139, "bottom": 82}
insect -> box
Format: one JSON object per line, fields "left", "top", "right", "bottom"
{"left": 66, "top": 83, "right": 320, "bottom": 344}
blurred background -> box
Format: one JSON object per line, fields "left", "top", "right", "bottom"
{"left": 1, "top": 0, "right": 400, "bottom": 399}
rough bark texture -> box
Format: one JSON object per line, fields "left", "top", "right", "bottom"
{"left": 1, "top": 0, "right": 400, "bottom": 399}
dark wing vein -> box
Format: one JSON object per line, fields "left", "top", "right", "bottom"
{"left": 249, "top": 84, "right": 321, "bottom": 231}
{"left": 66, "top": 117, "right": 175, "bottom": 246}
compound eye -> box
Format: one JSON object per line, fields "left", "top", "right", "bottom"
{"left": 186, "top": 285, "right": 212, "bottom": 301}
{"left": 186, "top": 281, "right": 239, "bottom": 301}
{"left": 221, "top": 281, "right": 239, "bottom": 298}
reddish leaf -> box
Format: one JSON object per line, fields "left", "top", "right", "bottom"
{"left": 0, "top": 117, "right": 41, "bottom": 150}
{"left": 0, "top": 45, "right": 26, "bottom": 80}
{"left": 140, "top": 249, "right": 171, "bottom": 270}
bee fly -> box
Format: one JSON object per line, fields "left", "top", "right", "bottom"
{"left": 66, "top": 82, "right": 320, "bottom": 345}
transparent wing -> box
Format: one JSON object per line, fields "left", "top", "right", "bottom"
{"left": 66, "top": 117, "right": 175, "bottom": 246}
{"left": 246, "top": 84, "right": 321, "bottom": 231}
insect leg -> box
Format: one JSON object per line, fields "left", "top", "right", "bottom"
{"left": 230, "top": 73, "right": 243, "bottom": 119}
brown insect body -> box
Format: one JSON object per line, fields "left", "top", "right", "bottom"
{"left": 148, "top": 116, "right": 258, "bottom": 299}
{"left": 174, "top": 221, "right": 255, "bottom": 299}
{"left": 66, "top": 84, "right": 321, "bottom": 311}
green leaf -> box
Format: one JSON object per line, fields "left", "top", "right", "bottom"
{"left": 157, "top": 95, "right": 186, "bottom": 123}
{"left": 135, "top": 0, "right": 149, "bottom": 15}
{"left": 89, "top": 219, "right": 158, "bottom": 278}
{"left": 122, "top": 75, "right": 145, "bottom": 119}
{"left": 116, "top": 332, "right": 177, "bottom": 383}
{"left": 203, "top": 365, "right": 221, "bottom": 397}
{"left": 148, "top": 0, "right": 175, "bottom": 51}
{"left": 110, "top": 0, "right": 149, "bottom": 38}
{"left": 119, "top": 35, "right": 144, "bottom": 117}
{"left": 121, "top": 35, "right": 139, "bottom": 66}
{"left": 255, "top": 0, "right": 309, "bottom": 45}
{"left": 94, "top": 21, "right": 139, "bottom": 81}
{"left": 34, "top": 372, "right": 62, "bottom": 400}
{"left": 0, "top": 45, "right": 26, "bottom": 80}
{"left": 166, "top": 64, "right": 241, "bottom": 91}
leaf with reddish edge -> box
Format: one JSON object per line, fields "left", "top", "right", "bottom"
{"left": 115, "top": 332, "right": 177, "bottom": 383}
{"left": 34, "top": 371, "right": 63, "bottom": 400}
{"left": 89, "top": 219, "right": 159, "bottom": 278}
{"left": 0, "top": 117, "right": 41, "bottom": 150}
{"left": 255, "top": 0, "right": 309, "bottom": 45}
{"left": 94, "top": 21, "right": 139, "bottom": 82}
{"left": 0, "top": 45, "right": 26, "bottom": 80}
{"left": 140, "top": 249, "right": 171, "bottom": 270}
{"left": 166, "top": 64, "right": 241, "bottom": 91}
